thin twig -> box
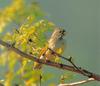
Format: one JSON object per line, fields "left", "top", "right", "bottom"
{"left": 48, "top": 48, "right": 91, "bottom": 77}
{"left": 39, "top": 74, "right": 42, "bottom": 86}
{"left": 58, "top": 78, "right": 95, "bottom": 86}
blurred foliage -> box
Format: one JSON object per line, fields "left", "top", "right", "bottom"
{"left": 0, "top": 0, "right": 73, "bottom": 86}
{"left": 0, "top": 0, "right": 44, "bottom": 33}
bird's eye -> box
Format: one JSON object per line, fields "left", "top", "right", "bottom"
{"left": 62, "top": 29, "right": 66, "bottom": 33}
{"left": 59, "top": 29, "right": 66, "bottom": 34}
{"left": 59, "top": 30, "right": 62, "bottom": 33}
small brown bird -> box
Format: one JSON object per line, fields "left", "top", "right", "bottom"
{"left": 33, "top": 27, "right": 66, "bottom": 69}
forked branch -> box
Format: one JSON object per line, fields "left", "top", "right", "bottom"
{"left": 0, "top": 39, "right": 100, "bottom": 81}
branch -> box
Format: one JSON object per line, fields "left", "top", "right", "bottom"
{"left": 0, "top": 40, "right": 100, "bottom": 81}
{"left": 58, "top": 78, "right": 95, "bottom": 86}
{"left": 48, "top": 48, "right": 90, "bottom": 77}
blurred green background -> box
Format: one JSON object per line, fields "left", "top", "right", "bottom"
{"left": 0, "top": 0, "right": 100, "bottom": 86}
{"left": 37, "top": 0, "right": 100, "bottom": 85}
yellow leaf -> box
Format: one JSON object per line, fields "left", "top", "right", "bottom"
{"left": 0, "top": 21, "right": 6, "bottom": 33}
{"left": 56, "top": 47, "right": 63, "bottom": 54}
{"left": 55, "top": 57, "right": 60, "bottom": 63}
{"left": 22, "top": 59, "right": 28, "bottom": 67}
{"left": 49, "top": 83, "right": 56, "bottom": 86}
{"left": 27, "top": 16, "right": 35, "bottom": 24}
{"left": 5, "top": 72, "right": 13, "bottom": 86}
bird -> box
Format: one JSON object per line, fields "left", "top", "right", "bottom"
{"left": 33, "top": 27, "right": 66, "bottom": 69}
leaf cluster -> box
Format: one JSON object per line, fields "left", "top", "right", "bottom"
{"left": 0, "top": 0, "right": 71, "bottom": 86}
